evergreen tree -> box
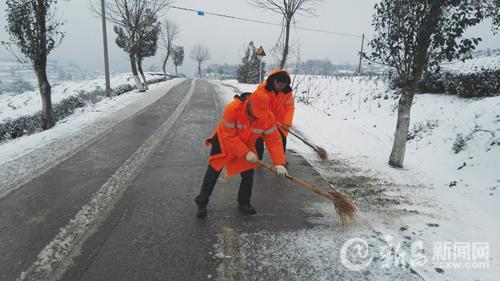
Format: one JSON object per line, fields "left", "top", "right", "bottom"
{"left": 236, "top": 46, "right": 251, "bottom": 83}
{"left": 237, "top": 41, "right": 265, "bottom": 84}
{"left": 136, "top": 10, "right": 161, "bottom": 89}
{"left": 106, "top": 0, "right": 169, "bottom": 92}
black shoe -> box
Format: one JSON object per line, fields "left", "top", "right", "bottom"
{"left": 238, "top": 203, "right": 257, "bottom": 215}
{"left": 196, "top": 205, "right": 207, "bottom": 218}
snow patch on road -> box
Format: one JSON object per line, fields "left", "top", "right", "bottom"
{"left": 213, "top": 203, "right": 422, "bottom": 281}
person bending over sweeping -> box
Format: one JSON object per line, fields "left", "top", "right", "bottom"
{"left": 195, "top": 91, "right": 288, "bottom": 218}
{"left": 254, "top": 69, "right": 295, "bottom": 163}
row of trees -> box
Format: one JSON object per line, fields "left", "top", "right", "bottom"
{"left": 3, "top": 0, "right": 498, "bottom": 170}
{"left": 0, "top": 0, "right": 326, "bottom": 131}
{"left": 98, "top": 0, "right": 182, "bottom": 91}
{"left": 1, "top": 0, "right": 187, "bottom": 130}
{"left": 0, "top": 0, "right": 311, "bottom": 132}
{"left": 296, "top": 59, "right": 355, "bottom": 76}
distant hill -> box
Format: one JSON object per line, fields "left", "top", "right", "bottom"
{"left": 0, "top": 60, "right": 102, "bottom": 94}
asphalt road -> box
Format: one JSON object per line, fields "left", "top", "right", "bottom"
{"left": 1, "top": 79, "right": 421, "bottom": 281}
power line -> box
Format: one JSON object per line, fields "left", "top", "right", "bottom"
{"left": 168, "top": 5, "right": 363, "bottom": 39}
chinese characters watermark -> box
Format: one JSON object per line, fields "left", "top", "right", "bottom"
{"left": 340, "top": 236, "right": 490, "bottom": 271}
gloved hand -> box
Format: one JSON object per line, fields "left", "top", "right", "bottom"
{"left": 275, "top": 165, "right": 288, "bottom": 177}
{"left": 246, "top": 151, "right": 258, "bottom": 163}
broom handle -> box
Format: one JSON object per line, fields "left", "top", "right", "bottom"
{"left": 256, "top": 160, "right": 333, "bottom": 199}
{"left": 278, "top": 125, "right": 319, "bottom": 152}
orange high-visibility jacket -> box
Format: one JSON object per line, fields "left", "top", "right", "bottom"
{"left": 255, "top": 69, "right": 295, "bottom": 136}
{"left": 205, "top": 95, "right": 286, "bottom": 176}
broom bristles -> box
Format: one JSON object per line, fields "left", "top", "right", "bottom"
{"left": 328, "top": 191, "right": 357, "bottom": 228}
{"left": 256, "top": 159, "right": 356, "bottom": 229}
{"left": 316, "top": 146, "right": 329, "bottom": 161}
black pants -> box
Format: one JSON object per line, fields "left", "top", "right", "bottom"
{"left": 255, "top": 129, "right": 287, "bottom": 160}
{"left": 195, "top": 165, "right": 254, "bottom": 206}
{"left": 195, "top": 133, "right": 254, "bottom": 206}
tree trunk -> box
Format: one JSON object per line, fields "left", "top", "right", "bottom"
{"left": 279, "top": 18, "right": 291, "bottom": 69}
{"left": 198, "top": 62, "right": 202, "bottom": 78}
{"left": 162, "top": 49, "right": 171, "bottom": 78}
{"left": 175, "top": 64, "right": 178, "bottom": 76}
{"left": 36, "top": 68, "right": 54, "bottom": 130}
{"left": 388, "top": 90, "right": 414, "bottom": 167}
{"left": 129, "top": 53, "right": 146, "bottom": 92}
{"left": 137, "top": 57, "right": 148, "bottom": 90}
{"left": 35, "top": 0, "right": 53, "bottom": 130}
{"left": 388, "top": 2, "right": 443, "bottom": 167}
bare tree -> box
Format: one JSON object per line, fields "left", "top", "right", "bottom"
{"left": 248, "top": 0, "right": 323, "bottom": 69}
{"left": 2, "top": 0, "right": 65, "bottom": 130}
{"left": 190, "top": 43, "right": 211, "bottom": 78}
{"left": 92, "top": 0, "right": 170, "bottom": 92}
{"left": 159, "top": 19, "right": 179, "bottom": 78}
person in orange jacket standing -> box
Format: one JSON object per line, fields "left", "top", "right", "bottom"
{"left": 195, "top": 91, "right": 288, "bottom": 218}
{"left": 253, "top": 69, "right": 295, "bottom": 162}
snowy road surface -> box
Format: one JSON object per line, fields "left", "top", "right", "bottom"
{"left": 0, "top": 79, "right": 420, "bottom": 281}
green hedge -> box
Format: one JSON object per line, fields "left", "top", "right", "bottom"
{"left": 391, "top": 69, "right": 500, "bottom": 98}
{"left": 0, "top": 92, "right": 92, "bottom": 142}
{"left": 418, "top": 69, "right": 500, "bottom": 98}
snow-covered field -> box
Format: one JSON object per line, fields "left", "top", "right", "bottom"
{"left": 216, "top": 72, "right": 500, "bottom": 281}
{"left": 0, "top": 72, "right": 164, "bottom": 121}
{"left": 0, "top": 75, "right": 183, "bottom": 198}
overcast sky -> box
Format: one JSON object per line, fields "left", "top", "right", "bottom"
{"left": 0, "top": 0, "right": 498, "bottom": 77}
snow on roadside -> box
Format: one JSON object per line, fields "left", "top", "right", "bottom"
{"left": 215, "top": 76, "right": 500, "bottom": 281}
{"left": 0, "top": 77, "right": 184, "bottom": 197}
{"left": 0, "top": 72, "right": 164, "bottom": 121}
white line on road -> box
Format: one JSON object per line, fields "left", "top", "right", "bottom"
{"left": 18, "top": 80, "right": 197, "bottom": 281}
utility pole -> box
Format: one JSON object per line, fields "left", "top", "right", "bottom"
{"left": 259, "top": 59, "right": 263, "bottom": 83}
{"left": 357, "top": 33, "right": 365, "bottom": 74}
{"left": 101, "top": 0, "right": 111, "bottom": 97}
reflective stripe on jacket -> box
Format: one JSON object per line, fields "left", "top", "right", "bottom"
{"left": 205, "top": 97, "right": 285, "bottom": 176}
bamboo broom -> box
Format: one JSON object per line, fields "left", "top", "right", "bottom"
{"left": 256, "top": 160, "right": 357, "bottom": 228}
